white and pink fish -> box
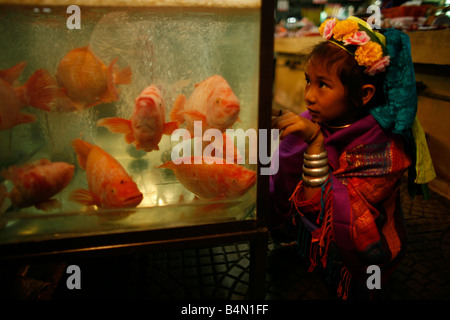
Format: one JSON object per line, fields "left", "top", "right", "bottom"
{"left": 158, "top": 156, "right": 256, "bottom": 200}
{"left": 97, "top": 85, "right": 178, "bottom": 152}
{"left": 170, "top": 75, "right": 240, "bottom": 136}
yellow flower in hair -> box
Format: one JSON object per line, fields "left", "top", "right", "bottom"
{"left": 355, "top": 41, "right": 383, "bottom": 68}
{"left": 332, "top": 19, "right": 359, "bottom": 41}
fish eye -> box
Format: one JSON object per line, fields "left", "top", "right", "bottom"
{"left": 120, "top": 180, "right": 125, "bottom": 184}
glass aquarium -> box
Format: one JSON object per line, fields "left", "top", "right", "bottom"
{"left": 0, "top": 0, "right": 270, "bottom": 249}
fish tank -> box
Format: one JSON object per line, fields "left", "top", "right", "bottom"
{"left": 0, "top": 0, "right": 273, "bottom": 260}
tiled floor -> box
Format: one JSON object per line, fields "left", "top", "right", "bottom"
{"left": 2, "top": 178, "right": 450, "bottom": 300}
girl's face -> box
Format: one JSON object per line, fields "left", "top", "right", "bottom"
{"left": 304, "top": 59, "right": 357, "bottom": 127}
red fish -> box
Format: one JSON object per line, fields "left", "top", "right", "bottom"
{"left": 70, "top": 139, "right": 143, "bottom": 209}
{"left": 170, "top": 75, "right": 240, "bottom": 136}
{"left": 55, "top": 46, "right": 132, "bottom": 112}
{"left": 0, "top": 159, "right": 75, "bottom": 211}
{"left": 97, "top": 85, "right": 178, "bottom": 152}
{"left": 0, "top": 68, "right": 58, "bottom": 130}
{"left": 158, "top": 156, "right": 256, "bottom": 199}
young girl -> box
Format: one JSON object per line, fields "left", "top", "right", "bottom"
{"left": 270, "top": 16, "right": 435, "bottom": 299}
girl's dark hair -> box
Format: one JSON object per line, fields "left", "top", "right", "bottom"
{"left": 306, "top": 41, "right": 385, "bottom": 113}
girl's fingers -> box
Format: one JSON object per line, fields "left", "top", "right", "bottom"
{"left": 271, "top": 111, "right": 296, "bottom": 128}
{"left": 272, "top": 109, "right": 284, "bottom": 117}
{"left": 273, "top": 114, "right": 318, "bottom": 141}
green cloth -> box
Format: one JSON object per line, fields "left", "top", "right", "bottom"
{"left": 412, "top": 116, "right": 436, "bottom": 184}
{"left": 370, "top": 28, "right": 417, "bottom": 136}
{"left": 369, "top": 28, "right": 436, "bottom": 187}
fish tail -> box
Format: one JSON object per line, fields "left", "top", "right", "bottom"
{"left": 114, "top": 65, "right": 132, "bottom": 85}
{"left": 170, "top": 94, "right": 186, "bottom": 124}
{"left": 17, "top": 112, "right": 38, "bottom": 126}
{"left": 69, "top": 188, "right": 99, "bottom": 206}
{"left": 0, "top": 61, "right": 27, "bottom": 85}
{"left": 21, "top": 68, "right": 58, "bottom": 111}
{"left": 71, "top": 138, "right": 93, "bottom": 170}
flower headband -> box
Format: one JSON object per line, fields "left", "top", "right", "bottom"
{"left": 319, "top": 16, "right": 390, "bottom": 76}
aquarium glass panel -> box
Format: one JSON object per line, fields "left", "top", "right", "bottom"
{"left": 0, "top": 1, "right": 262, "bottom": 244}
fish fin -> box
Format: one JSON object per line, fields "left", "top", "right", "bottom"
{"left": 182, "top": 110, "right": 206, "bottom": 123}
{"left": 71, "top": 139, "right": 94, "bottom": 170}
{"left": 172, "top": 78, "right": 191, "bottom": 91}
{"left": 0, "top": 61, "right": 27, "bottom": 85}
{"left": 69, "top": 188, "right": 99, "bottom": 206}
{"left": 99, "top": 85, "right": 119, "bottom": 104}
{"left": 17, "top": 112, "right": 37, "bottom": 126}
{"left": 170, "top": 94, "right": 186, "bottom": 124}
{"left": 125, "top": 132, "right": 136, "bottom": 144}
{"left": 162, "top": 121, "right": 179, "bottom": 135}
{"left": 97, "top": 117, "right": 135, "bottom": 144}
{"left": 34, "top": 198, "right": 62, "bottom": 212}
{"left": 97, "top": 117, "right": 132, "bottom": 134}
{"left": 99, "top": 58, "right": 120, "bottom": 104}
{"left": 21, "top": 69, "right": 58, "bottom": 111}
{"left": 157, "top": 161, "right": 175, "bottom": 170}
{"left": 114, "top": 65, "right": 132, "bottom": 85}
{"left": 194, "top": 78, "right": 207, "bottom": 88}
{"left": 0, "top": 165, "right": 21, "bottom": 184}
{"left": 53, "top": 88, "right": 80, "bottom": 112}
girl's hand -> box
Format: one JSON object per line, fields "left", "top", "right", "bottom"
{"left": 272, "top": 109, "right": 322, "bottom": 145}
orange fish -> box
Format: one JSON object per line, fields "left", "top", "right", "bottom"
{"left": 0, "top": 61, "right": 27, "bottom": 85}
{"left": 170, "top": 75, "right": 240, "bottom": 136}
{"left": 0, "top": 159, "right": 75, "bottom": 211}
{"left": 55, "top": 46, "right": 132, "bottom": 112}
{"left": 70, "top": 138, "right": 143, "bottom": 209}
{"left": 158, "top": 156, "right": 256, "bottom": 199}
{"left": 97, "top": 85, "right": 178, "bottom": 152}
{"left": 0, "top": 68, "right": 58, "bottom": 130}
